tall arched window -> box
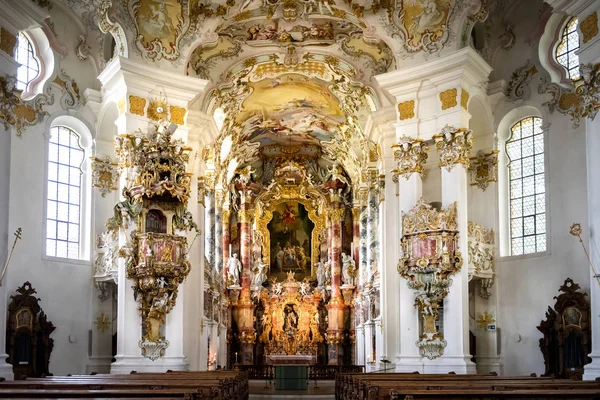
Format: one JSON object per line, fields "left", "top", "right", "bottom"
{"left": 556, "top": 17, "right": 580, "bottom": 80}
{"left": 45, "top": 126, "right": 85, "bottom": 260}
{"left": 15, "top": 33, "right": 40, "bottom": 92}
{"left": 506, "top": 117, "right": 546, "bottom": 256}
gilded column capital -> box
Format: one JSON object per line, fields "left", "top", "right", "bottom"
{"left": 327, "top": 207, "right": 345, "bottom": 224}
{"left": 222, "top": 208, "right": 231, "bottom": 222}
{"left": 391, "top": 137, "right": 429, "bottom": 180}
{"left": 433, "top": 126, "right": 473, "bottom": 170}
{"left": 352, "top": 206, "right": 361, "bottom": 221}
{"left": 238, "top": 208, "right": 255, "bottom": 223}
{"left": 215, "top": 188, "right": 226, "bottom": 208}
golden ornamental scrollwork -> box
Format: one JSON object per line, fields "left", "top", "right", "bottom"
{"left": 468, "top": 221, "right": 494, "bottom": 298}
{"left": 391, "top": 137, "right": 429, "bottom": 180}
{"left": 327, "top": 207, "right": 345, "bottom": 223}
{"left": 397, "top": 198, "right": 463, "bottom": 360}
{"left": 468, "top": 150, "right": 499, "bottom": 191}
{"left": 91, "top": 156, "right": 120, "bottom": 197}
{"left": 461, "top": 89, "right": 470, "bottom": 110}
{"left": 169, "top": 106, "right": 186, "bottom": 125}
{"left": 147, "top": 98, "right": 168, "bottom": 121}
{"left": 433, "top": 126, "right": 473, "bottom": 170}
{"left": 238, "top": 208, "right": 255, "bottom": 224}
{"left": 0, "top": 28, "right": 17, "bottom": 57}
{"left": 397, "top": 100, "right": 415, "bottom": 121}
{"left": 439, "top": 88, "right": 457, "bottom": 110}
{"left": 0, "top": 75, "right": 48, "bottom": 135}
{"left": 581, "top": 12, "right": 598, "bottom": 44}
{"left": 128, "top": 95, "right": 146, "bottom": 116}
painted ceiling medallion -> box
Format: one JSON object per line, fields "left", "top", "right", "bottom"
{"left": 128, "top": 0, "right": 190, "bottom": 61}
{"left": 394, "top": 0, "right": 454, "bottom": 53}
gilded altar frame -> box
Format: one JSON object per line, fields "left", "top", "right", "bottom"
{"left": 256, "top": 197, "right": 325, "bottom": 277}
{"left": 254, "top": 167, "right": 327, "bottom": 278}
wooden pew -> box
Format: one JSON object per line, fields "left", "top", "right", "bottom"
{"left": 0, "top": 370, "right": 249, "bottom": 400}
{"left": 337, "top": 372, "right": 600, "bottom": 400}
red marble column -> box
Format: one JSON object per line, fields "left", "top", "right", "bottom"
{"left": 352, "top": 206, "right": 360, "bottom": 268}
{"left": 222, "top": 208, "right": 231, "bottom": 283}
{"left": 326, "top": 202, "right": 345, "bottom": 365}
{"left": 235, "top": 185, "right": 256, "bottom": 365}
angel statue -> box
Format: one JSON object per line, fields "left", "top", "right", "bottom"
{"left": 227, "top": 253, "right": 242, "bottom": 286}
{"left": 326, "top": 163, "right": 349, "bottom": 186}
{"left": 341, "top": 252, "right": 355, "bottom": 286}
{"left": 300, "top": 281, "right": 310, "bottom": 296}
{"left": 252, "top": 257, "right": 268, "bottom": 289}
{"left": 273, "top": 282, "right": 283, "bottom": 296}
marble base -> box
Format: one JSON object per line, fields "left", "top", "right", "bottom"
{"left": 394, "top": 356, "right": 424, "bottom": 373}
{"left": 0, "top": 354, "right": 13, "bottom": 381}
{"left": 422, "top": 355, "right": 477, "bottom": 374}
{"left": 475, "top": 356, "right": 502, "bottom": 375}
{"left": 86, "top": 356, "right": 113, "bottom": 374}
{"left": 111, "top": 355, "right": 189, "bottom": 374}
{"left": 583, "top": 353, "right": 600, "bottom": 380}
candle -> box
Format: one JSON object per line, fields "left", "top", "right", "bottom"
{"left": 351, "top": 242, "right": 354, "bottom": 256}
{"left": 229, "top": 244, "right": 232, "bottom": 256}
{"left": 235, "top": 352, "right": 238, "bottom": 363}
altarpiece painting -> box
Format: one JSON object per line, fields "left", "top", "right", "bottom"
{"left": 267, "top": 201, "right": 314, "bottom": 281}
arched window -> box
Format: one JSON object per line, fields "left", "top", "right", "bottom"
{"left": 15, "top": 33, "right": 40, "bottom": 92}
{"left": 506, "top": 117, "right": 546, "bottom": 256}
{"left": 45, "top": 126, "right": 85, "bottom": 260}
{"left": 556, "top": 17, "right": 580, "bottom": 80}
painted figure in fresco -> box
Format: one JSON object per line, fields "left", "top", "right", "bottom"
{"left": 252, "top": 257, "right": 268, "bottom": 289}
{"left": 341, "top": 252, "right": 356, "bottom": 286}
{"left": 414, "top": 0, "right": 445, "bottom": 34}
{"left": 296, "top": 246, "right": 307, "bottom": 270}
{"left": 316, "top": 261, "right": 327, "bottom": 288}
{"left": 227, "top": 253, "right": 242, "bottom": 286}
{"left": 275, "top": 243, "right": 284, "bottom": 271}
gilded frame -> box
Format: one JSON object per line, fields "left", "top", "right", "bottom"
{"left": 256, "top": 197, "right": 325, "bottom": 278}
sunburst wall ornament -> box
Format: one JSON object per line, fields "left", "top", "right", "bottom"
{"left": 95, "top": 313, "right": 111, "bottom": 334}
{"left": 476, "top": 311, "right": 495, "bottom": 330}
{"left": 148, "top": 98, "right": 168, "bottom": 121}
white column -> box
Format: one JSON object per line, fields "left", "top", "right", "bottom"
{"left": 584, "top": 117, "right": 600, "bottom": 379}
{"left": 356, "top": 324, "right": 365, "bottom": 366}
{"left": 396, "top": 173, "right": 424, "bottom": 372}
{"left": 364, "top": 320, "right": 376, "bottom": 372}
{"left": 432, "top": 163, "right": 476, "bottom": 374}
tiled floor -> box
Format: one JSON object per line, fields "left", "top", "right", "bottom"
{"left": 249, "top": 379, "right": 335, "bottom": 399}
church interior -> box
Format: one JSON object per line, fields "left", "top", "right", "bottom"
{"left": 1, "top": 0, "right": 600, "bottom": 398}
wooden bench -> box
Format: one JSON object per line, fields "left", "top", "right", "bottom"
{"left": 337, "top": 372, "right": 600, "bottom": 400}
{"left": 0, "top": 370, "right": 248, "bottom": 400}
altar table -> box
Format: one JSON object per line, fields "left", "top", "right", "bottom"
{"left": 266, "top": 355, "right": 315, "bottom": 390}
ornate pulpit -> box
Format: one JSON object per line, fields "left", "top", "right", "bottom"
{"left": 397, "top": 199, "right": 463, "bottom": 359}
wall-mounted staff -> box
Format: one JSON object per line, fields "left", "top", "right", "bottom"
{"left": 570, "top": 222, "right": 600, "bottom": 288}
{"left": 0, "top": 227, "right": 22, "bottom": 287}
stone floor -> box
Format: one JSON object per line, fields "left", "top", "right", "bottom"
{"left": 249, "top": 380, "right": 335, "bottom": 399}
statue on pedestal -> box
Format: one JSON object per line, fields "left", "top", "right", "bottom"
{"left": 316, "top": 261, "right": 327, "bottom": 288}
{"left": 341, "top": 252, "right": 356, "bottom": 286}
{"left": 252, "top": 257, "right": 268, "bottom": 289}
{"left": 227, "top": 253, "right": 242, "bottom": 286}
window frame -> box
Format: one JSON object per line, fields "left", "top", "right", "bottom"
{"left": 42, "top": 115, "right": 93, "bottom": 265}
{"left": 554, "top": 16, "right": 581, "bottom": 81}
{"left": 497, "top": 106, "right": 551, "bottom": 260}
{"left": 505, "top": 117, "right": 547, "bottom": 257}
{"left": 15, "top": 32, "right": 40, "bottom": 93}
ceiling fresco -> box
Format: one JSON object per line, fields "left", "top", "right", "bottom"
{"left": 49, "top": 0, "right": 488, "bottom": 188}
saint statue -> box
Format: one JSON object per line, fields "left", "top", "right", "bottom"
{"left": 227, "top": 253, "right": 242, "bottom": 286}
{"left": 316, "top": 261, "right": 327, "bottom": 288}
{"left": 252, "top": 257, "right": 268, "bottom": 289}
{"left": 341, "top": 252, "right": 356, "bottom": 286}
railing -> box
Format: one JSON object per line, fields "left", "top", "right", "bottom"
{"left": 237, "top": 364, "right": 364, "bottom": 380}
